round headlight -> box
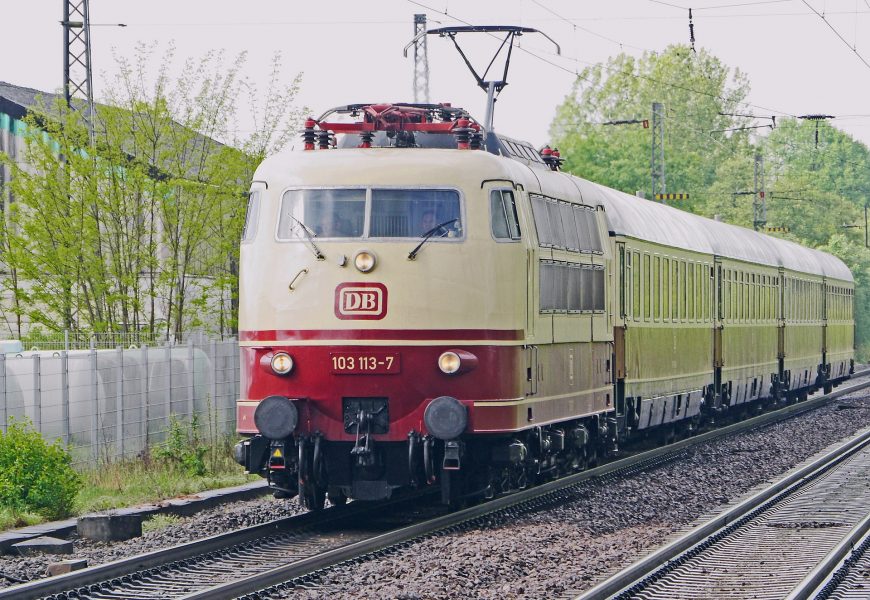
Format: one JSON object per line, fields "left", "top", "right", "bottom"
{"left": 438, "top": 351, "right": 461, "bottom": 374}
{"left": 354, "top": 250, "right": 376, "bottom": 273}
{"left": 271, "top": 352, "right": 294, "bottom": 375}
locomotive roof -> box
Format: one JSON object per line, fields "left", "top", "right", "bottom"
{"left": 256, "top": 141, "right": 852, "bottom": 283}
{"left": 571, "top": 177, "right": 853, "bottom": 282}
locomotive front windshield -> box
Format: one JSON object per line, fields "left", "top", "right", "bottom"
{"left": 278, "top": 188, "right": 462, "bottom": 240}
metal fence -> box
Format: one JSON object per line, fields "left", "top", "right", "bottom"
{"left": 0, "top": 336, "right": 240, "bottom": 466}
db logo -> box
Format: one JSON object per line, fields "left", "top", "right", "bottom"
{"left": 334, "top": 282, "right": 388, "bottom": 320}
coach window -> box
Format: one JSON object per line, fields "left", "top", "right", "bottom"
{"left": 671, "top": 260, "right": 679, "bottom": 322}
{"left": 644, "top": 254, "right": 651, "bottom": 320}
{"left": 490, "top": 190, "right": 522, "bottom": 241}
{"left": 241, "top": 190, "right": 261, "bottom": 243}
{"left": 700, "top": 265, "right": 707, "bottom": 321}
{"left": 726, "top": 270, "right": 731, "bottom": 321}
{"left": 688, "top": 263, "right": 696, "bottom": 321}
{"left": 632, "top": 251, "right": 641, "bottom": 320}
{"left": 662, "top": 258, "right": 671, "bottom": 321}
{"left": 653, "top": 256, "right": 661, "bottom": 321}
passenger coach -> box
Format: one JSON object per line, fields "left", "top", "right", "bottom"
{"left": 233, "top": 103, "right": 854, "bottom": 508}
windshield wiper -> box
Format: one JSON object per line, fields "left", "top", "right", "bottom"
{"left": 407, "top": 218, "right": 458, "bottom": 261}
{"left": 286, "top": 214, "right": 325, "bottom": 260}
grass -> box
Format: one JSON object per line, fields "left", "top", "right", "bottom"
{"left": 142, "top": 513, "right": 183, "bottom": 533}
{"left": 0, "top": 506, "right": 44, "bottom": 530}
{"left": 75, "top": 443, "right": 258, "bottom": 515}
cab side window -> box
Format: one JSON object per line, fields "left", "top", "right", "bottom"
{"left": 490, "top": 190, "right": 522, "bottom": 241}
{"left": 241, "top": 190, "right": 261, "bottom": 243}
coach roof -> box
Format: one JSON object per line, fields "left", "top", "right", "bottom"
{"left": 571, "top": 177, "right": 853, "bottom": 282}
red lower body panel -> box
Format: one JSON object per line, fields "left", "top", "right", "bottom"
{"left": 238, "top": 343, "right": 524, "bottom": 441}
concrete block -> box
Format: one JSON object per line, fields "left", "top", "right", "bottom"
{"left": 77, "top": 513, "right": 143, "bottom": 542}
{"left": 0, "top": 532, "right": 37, "bottom": 555}
{"left": 12, "top": 536, "right": 74, "bottom": 556}
{"left": 46, "top": 559, "right": 88, "bottom": 576}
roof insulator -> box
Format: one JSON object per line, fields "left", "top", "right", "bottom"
{"left": 303, "top": 118, "right": 316, "bottom": 151}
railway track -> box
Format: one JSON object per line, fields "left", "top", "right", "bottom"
{"left": 3, "top": 374, "right": 869, "bottom": 600}
{"left": 810, "top": 525, "right": 870, "bottom": 599}
{"left": 575, "top": 401, "right": 870, "bottom": 599}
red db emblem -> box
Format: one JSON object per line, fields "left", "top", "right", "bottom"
{"left": 334, "top": 282, "right": 388, "bottom": 320}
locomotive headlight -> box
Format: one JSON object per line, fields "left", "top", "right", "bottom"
{"left": 354, "top": 250, "right": 377, "bottom": 273}
{"left": 438, "top": 351, "right": 462, "bottom": 374}
{"left": 270, "top": 352, "right": 294, "bottom": 375}
{"left": 437, "top": 350, "right": 478, "bottom": 375}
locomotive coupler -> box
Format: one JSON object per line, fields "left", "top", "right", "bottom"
{"left": 350, "top": 408, "right": 381, "bottom": 467}
{"left": 442, "top": 439, "right": 463, "bottom": 470}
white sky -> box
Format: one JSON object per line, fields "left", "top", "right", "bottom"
{"left": 4, "top": 1, "right": 870, "bottom": 149}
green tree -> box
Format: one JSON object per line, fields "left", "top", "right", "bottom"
{"left": 550, "top": 46, "right": 870, "bottom": 358}
{"left": 550, "top": 45, "right": 753, "bottom": 211}
{"left": 0, "top": 44, "right": 303, "bottom": 337}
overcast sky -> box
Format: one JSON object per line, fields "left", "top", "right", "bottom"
{"left": 4, "top": 1, "right": 870, "bottom": 149}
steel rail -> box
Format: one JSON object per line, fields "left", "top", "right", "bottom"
{"left": 178, "top": 376, "right": 870, "bottom": 600}
{"left": 574, "top": 387, "right": 870, "bottom": 599}
{"left": 0, "top": 488, "right": 434, "bottom": 600}
{"left": 786, "top": 513, "right": 870, "bottom": 600}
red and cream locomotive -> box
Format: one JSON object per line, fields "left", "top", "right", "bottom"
{"left": 233, "top": 102, "right": 854, "bottom": 509}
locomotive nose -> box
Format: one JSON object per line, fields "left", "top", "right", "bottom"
{"left": 253, "top": 395, "right": 299, "bottom": 439}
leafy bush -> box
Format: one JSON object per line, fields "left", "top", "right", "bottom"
{"left": 0, "top": 418, "right": 81, "bottom": 519}
{"left": 153, "top": 415, "right": 207, "bottom": 477}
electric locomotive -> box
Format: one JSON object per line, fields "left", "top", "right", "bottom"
{"left": 233, "top": 102, "right": 854, "bottom": 509}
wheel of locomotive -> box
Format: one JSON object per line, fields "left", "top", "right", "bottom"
{"left": 327, "top": 489, "right": 348, "bottom": 507}
{"left": 577, "top": 446, "right": 588, "bottom": 471}
{"left": 441, "top": 469, "right": 467, "bottom": 510}
{"left": 299, "top": 481, "right": 326, "bottom": 511}
{"left": 587, "top": 443, "right": 600, "bottom": 468}
{"left": 824, "top": 382, "right": 833, "bottom": 394}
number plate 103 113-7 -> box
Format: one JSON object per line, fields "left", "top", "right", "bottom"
{"left": 330, "top": 352, "right": 401, "bottom": 375}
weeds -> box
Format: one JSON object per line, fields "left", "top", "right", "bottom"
{"left": 142, "top": 513, "right": 182, "bottom": 533}
{"left": 153, "top": 414, "right": 208, "bottom": 476}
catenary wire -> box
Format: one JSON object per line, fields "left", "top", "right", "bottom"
{"left": 800, "top": 0, "right": 870, "bottom": 72}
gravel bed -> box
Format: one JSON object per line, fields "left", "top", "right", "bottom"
{"left": 0, "top": 494, "right": 302, "bottom": 587}
{"left": 272, "top": 391, "right": 870, "bottom": 600}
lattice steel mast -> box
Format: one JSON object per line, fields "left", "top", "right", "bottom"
{"left": 651, "top": 102, "right": 666, "bottom": 202}
{"left": 413, "top": 14, "right": 430, "bottom": 103}
{"left": 62, "top": 0, "right": 95, "bottom": 141}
